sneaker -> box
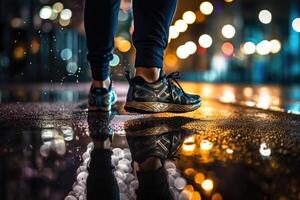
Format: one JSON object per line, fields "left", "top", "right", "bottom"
{"left": 126, "top": 126, "right": 193, "bottom": 164}
{"left": 88, "top": 80, "right": 117, "bottom": 112}
{"left": 124, "top": 71, "right": 201, "bottom": 113}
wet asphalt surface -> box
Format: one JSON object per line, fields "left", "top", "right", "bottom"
{"left": 0, "top": 84, "right": 300, "bottom": 200}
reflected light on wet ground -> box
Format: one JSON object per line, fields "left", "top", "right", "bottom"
{"left": 1, "top": 82, "right": 299, "bottom": 114}
{"left": 1, "top": 82, "right": 300, "bottom": 200}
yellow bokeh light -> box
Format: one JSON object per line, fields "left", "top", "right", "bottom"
{"left": 14, "top": 47, "right": 26, "bottom": 60}
{"left": 184, "top": 185, "right": 194, "bottom": 193}
{"left": 182, "top": 143, "right": 196, "bottom": 152}
{"left": 184, "top": 168, "right": 197, "bottom": 176}
{"left": 224, "top": 0, "right": 233, "bottom": 2}
{"left": 184, "top": 136, "right": 195, "bottom": 144}
{"left": 192, "top": 191, "right": 201, "bottom": 200}
{"left": 165, "top": 54, "right": 178, "bottom": 67}
{"left": 200, "top": 1, "right": 214, "bottom": 15}
{"left": 194, "top": 173, "right": 205, "bottom": 184}
{"left": 59, "top": 18, "right": 70, "bottom": 26}
{"left": 201, "top": 179, "right": 214, "bottom": 191}
{"left": 117, "top": 40, "right": 131, "bottom": 52}
{"left": 212, "top": 193, "right": 223, "bottom": 200}
{"left": 53, "top": 2, "right": 64, "bottom": 13}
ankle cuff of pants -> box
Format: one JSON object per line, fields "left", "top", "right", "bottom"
{"left": 91, "top": 65, "right": 110, "bottom": 81}
{"left": 135, "top": 46, "right": 164, "bottom": 68}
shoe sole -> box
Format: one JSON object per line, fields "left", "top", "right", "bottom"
{"left": 124, "top": 101, "right": 201, "bottom": 113}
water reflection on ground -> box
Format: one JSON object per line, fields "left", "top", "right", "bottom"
{"left": 0, "top": 82, "right": 299, "bottom": 114}
{"left": 1, "top": 84, "right": 300, "bottom": 200}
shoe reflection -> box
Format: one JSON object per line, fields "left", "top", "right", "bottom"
{"left": 125, "top": 117, "right": 195, "bottom": 200}
{"left": 77, "top": 114, "right": 195, "bottom": 200}
{"left": 87, "top": 112, "right": 120, "bottom": 200}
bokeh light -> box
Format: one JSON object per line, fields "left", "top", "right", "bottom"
{"left": 270, "top": 39, "right": 281, "bottom": 54}
{"left": 175, "top": 20, "right": 188, "bottom": 32}
{"left": 109, "top": 54, "right": 120, "bottom": 67}
{"left": 60, "top": 48, "right": 72, "bottom": 60}
{"left": 259, "top": 142, "right": 271, "bottom": 156}
{"left": 194, "top": 173, "right": 205, "bottom": 184}
{"left": 200, "top": 140, "right": 213, "bottom": 150}
{"left": 59, "top": 18, "right": 70, "bottom": 26}
{"left": 292, "top": 18, "right": 300, "bottom": 32}
{"left": 199, "top": 1, "right": 214, "bottom": 15}
{"left": 117, "top": 39, "right": 131, "bottom": 52}
{"left": 201, "top": 179, "right": 214, "bottom": 191}
{"left": 169, "top": 26, "right": 180, "bottom": 39}
{"left": 66, "top": 62, "right": 78, "bottom": 74}
{"left": 221, "top": 24, "right": 236, "bottom": 39}
{"left": 221, "top": 42, "right": 234, "bottom": 56}
{"left": 176, "top": 45, "right": 189, "bottom": 59}
{"left": 242, "top": 41, "right": 256, "bottom": 55}
{"left": 256, "top": 40, "right": 271, "bottom": 55}
{"left": 39, "top": 6, "right": 52, "bottom": 20}
{"left": 182, "top": 11, "right": 196, "bottom": 24}
{"left": 53, "top": 2, "right": 64, "bottom": 13}
{"left": 198, "top": 34, "right": 213, "bottom": 48}
{"left": 60, "top": 9, "right": 72, "bottom": 20}
{"left": 14, "top": 47, "right": 26, "bottom": 60}
{"left": 185, "top": 41, "right": 197, "bottom": 55}
{"left": 258, "top": 10, "right": 272, "bottom": 24}
{"left": 212, "top": 193, "right": 223, "bottom": 200}
{"left": 165, "top": 54, "right": 178, "bottom": 67}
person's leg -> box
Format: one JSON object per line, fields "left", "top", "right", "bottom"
{"left": 85, "top": 0, "right": 120, "bottom": 111}
{"left": 132, "top": 0, "right": 178, "bottom": 83}
{"left": 125, "top": 0, "right": 201, "bottom": 113}
{"left": 84, "top": 0, "right": 121, "bottom": 88}
{"left": 136, "top": 157, "right": 174, "bottom": 200}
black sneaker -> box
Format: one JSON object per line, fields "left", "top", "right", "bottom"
{"left": 124, "top": 71, "right": 201, "bottom": 113}
{"left": 88, "top": 79, "right": 117, "bottom": 112}
{"left": 126, "top": 126, "right": 192, "bottom": 164}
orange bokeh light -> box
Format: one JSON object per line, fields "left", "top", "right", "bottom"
{"left": 221, "top": 42, "right": 234, "bottom": 57}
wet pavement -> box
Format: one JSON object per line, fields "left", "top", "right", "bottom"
{"left": 1, "top": 83, "right": 300, "bottom": 200}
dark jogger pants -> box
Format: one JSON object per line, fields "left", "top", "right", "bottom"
{"left": 84, "top": 0, "right": 178, "bottom": 81}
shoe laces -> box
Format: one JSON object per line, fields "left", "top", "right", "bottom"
{"left": 165, "top": 71, "right": 187, "bottom": 97}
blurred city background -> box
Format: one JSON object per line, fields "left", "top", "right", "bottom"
{"left": 0, "top": 0, "right": 300, "bottom": 84}
{"left": 0, "top": 0, "right": 300, "bottom": 114}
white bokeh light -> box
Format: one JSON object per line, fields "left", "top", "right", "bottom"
{"left": 176, "top": 45, "right": 189, "bottom": 59}
{"left": 270, "top": 39, "right": 281, "bottom": 54}
{"left": 256, "top": 40, "right": 272, "bottom": 55}
{"left": 185, "top": 41, "right": 197, "bottom": 55}
{"left": 200, "top": 1, "right": 214, "bottom": 15}
{"left": 259, "top": 143, "right": 271, "bottom": 157}
{"left": 292, "top": 18, "right": 300, "bottom": 32}
{"left": 258, "top": 10, "right": 272, "bottom": 24}
{"left": 221, "top": 24, "right": 236, "bottom": 39}
{"left": 60, "top": 9, "right": 72, "bottom": 20}
{"left": 242, "top": 41, "right": 256, "bottom": 55}
{"left": 39, "top": 6, "right": 52, "bottom": 20}
{"left": 174, "top": 20, "right": 188, "bottom": 33}
{"left": 182, "top": 11, "right": 196, "bottom": 24}
{"left": 198, "top": 34, "right": 213, "bottom": 48}
{"left": 169, "top": 26, "right": 180, "bottom": 39}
